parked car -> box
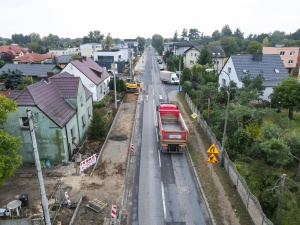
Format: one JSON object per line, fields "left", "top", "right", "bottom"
{"left": 159, "top": 65, "right": 164, "bottom": 70}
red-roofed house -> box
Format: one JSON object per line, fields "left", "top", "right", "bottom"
{"left": 12, "top": 52, "right": 53, "bottom": 64}
{"left": 61, "top": 57, "right": 110, "bottom": 102}
{"left": 0, "top": 44, "right": 28, "bottom": 58}
{"left": 3, "top": 72, "right": 93, "bottom": 164}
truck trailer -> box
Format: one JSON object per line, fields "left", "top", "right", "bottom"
{"left": 159, "top": 71, "right": 179, "bottom": 84}
{"left": 157, "top": 103, "right": 189, "bottom": 153}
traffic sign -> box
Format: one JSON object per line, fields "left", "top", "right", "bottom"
{"left": 206, "top": 154, "right": 219, "bottom": 164}
{"left": 206, "top": 144, "right": 219, "bottom": 154}
{"left": 191, "top": 113, "right": 197, "bottom": 119}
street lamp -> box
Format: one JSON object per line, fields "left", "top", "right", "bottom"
{"left": 206, "top": 68, "right": 231, "bottom": 166}
{"left": 178, "top": 53, "right": 185, "bottom": 91}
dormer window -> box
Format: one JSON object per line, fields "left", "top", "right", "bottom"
{"left": 275, "top": 69, "right": 279, "bottom": 73}
{"left": 228, "top": 67, "right": 231, "bottom": 74}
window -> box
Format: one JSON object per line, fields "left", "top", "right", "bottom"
{"left": 288, "top": 60, "right": 294, "bottom": 64}
{"left": 80, "top": 96, "right": 83, "bottom": 107}
{"left": 82, "top": 116, "right": 86, "bottom": 128}
{"left": 280, "top": 51, "right": 285, "bottom": 55}
{"left": 222, "top": 78, "right": 226, "bottom": 86}
{"left": 20, "top": 117, "right": 29, "bottom": 129}
{"left": 242, "top": 70, "right": 248, "bottom": 74}
{"left": 290, "top": 51, "right": 295, "bottom": 56}
{"left": 88, "top": 107, "right": 91, "bottom": 118}
{"left": 194, "top": 53, "right": 197, "bottom": 57}
{"left": 190, "top": 60, "right": 194, "bottom": 65}
{"left": 228, "top": 67, "right": 231, "bottom": 74}
{"left": 100, "top": 86, "right": 103, "bottom": 94}
{"left": 191, "top": 53, "right": 193, "bottom": 56}
{"left": 275, "top": 69, "right": 280, "bottom": 73}
{"left": 71, "top": 127, "right": 75, "bottom": 138}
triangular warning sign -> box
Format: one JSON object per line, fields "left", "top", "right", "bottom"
{"left": 206, "top": 144, "right": 219, "bottom": 154}
{"left": 206, "top": 154, "right": 219, "bottom": 164}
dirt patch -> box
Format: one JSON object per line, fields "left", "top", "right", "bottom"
{"left": 0, "top": 93, "right": 137, "bottom": 225}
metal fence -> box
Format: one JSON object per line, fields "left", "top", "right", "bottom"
{"left": 185, "top": 93, "right": 273, "bottom": 225}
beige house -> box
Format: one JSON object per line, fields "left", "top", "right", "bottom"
{"left": 263, "top": 46, "right": 300, "bottom": 73}
{"left": 183, "top": 45, "right": 226, "bottom": 71}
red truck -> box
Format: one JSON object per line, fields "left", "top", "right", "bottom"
{"left": 157, "top": 103, "right": 189, "bottom": 153}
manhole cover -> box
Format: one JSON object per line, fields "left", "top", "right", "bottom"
{"left": 177, "top": 186, "right": 190, "bottom": 194}
{"left": 109, "top": 134, "right": 128, "bottom": 141}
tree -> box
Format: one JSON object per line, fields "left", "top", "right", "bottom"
{"left": 270, "top": 78, "right": 300, "bottom": 120}
{"left": 262, "top": 37, "right": 270, "bottom": 47}
{"left": 188, "top": 28, "right": 200, "bottom": 40}
{"left": 42, "top": 33, "right": 60, "bottom": 49}
{"left": 173, "top": 30, "right": 179, "bottom": 42}
{"left": 211, "top": 30, "right": 222, "bottom": 41}
{"left": 196, "top": 45, "right": 212, "bottom": 65}
{"left": 181, "top": 29, "right": 188, "bottom": 41}
{"left": 0, "top": 95, "right": 23, "bottom": 185}
{"left": 289, "top": 28, "right": 300, "bottom": 40}
{"left": 221, "top": 24, "right": 232, "bottom": 37}
{"left": 233, "top": 28, "right": 244, "bottom": 40}
{"left": 104, "top": 33, "right": 114, "bottom": 50}
{"left": 151, "top": 34, "right": 164, "bottom": 54}
{"left": 220, "top": 36, "right": 239, "bottom": 56}
{"left": 88, "top": 30, "right": 104, "bottom": 43}
{"left": 88, "top": 110, "right": 109, "bottom": 140}
{"left": 137, "top": 36, "right": 145, "bottom": 53}
{"left": 0, "top": 69, "right": 24, "bottom": 90}
{"left": 246, "top": 41, "right": 263, "bottom": 53}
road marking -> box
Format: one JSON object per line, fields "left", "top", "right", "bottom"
{"left": 161, "top": 182, "right": 166, "bottom": 220}
{"left": 153, "top": 100, "right": 157, "bottom": 127}
{"left": 159, "top": 95, "right": 163, "bottom": 100}
{"left": 158, "top": 150, "right": 161, "bottom": 167}
{"left": 146, "top": 95, "right": 148, "bottom": 101}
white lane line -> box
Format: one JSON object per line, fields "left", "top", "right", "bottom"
{"left": 161, "top": 182, "right": 166, "bottom": 220}
{"left": 159, "top": 95, "right": 163, "bottom": 100}
{"left": 158, "top": 150, "right": 161, "bottom": 168}
{"left": 146, "top": 95, "right": 148, "bottom": 101}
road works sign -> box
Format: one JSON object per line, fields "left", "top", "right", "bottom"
{"left": 206, "top": 144, "right": 219, "bottom": 154}
{"left": 191, "top": 113, "right": 197, "bottom": 119}
{"left": 206, "top": 154, "right": 219, "bottom": 164}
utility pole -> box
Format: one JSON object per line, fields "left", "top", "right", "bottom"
{"left": 27, "top": 110, "right": 51, "bottom": 225}
{"left": 276, "top": 174, "right": 286, "bottom": 225}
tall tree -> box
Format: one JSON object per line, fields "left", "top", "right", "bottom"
{"left": 173, "top": 30, "right": 179, "bottom": 42}
{"left": 151, "top": 34, "right": 164, "bottom": 54}
{"left": 270, "top": 77, "right": 300, "bottom": 120}
{"left": 188, "top": 28, "right": 200, "bottom": 40}
{"left": 211, "top": 30, "right": 222, "bottom": 41}
{"left": 221, "top": 24, "right": 233, "bottom": 37}
{"left": 137, "top": 36, "right": 146, "bottom": 53}
{"left": 196, "top": 45, "right": 212, "bottom": 66}
{"left": 220, "top": 36, "right": 239, "bottom": 56}
{"left": 0, "top": 69, "right": 24, "bottom": 90}
{"left": 0, "top": 95, "right": 23, "bottom": 185}
{"left": 104, "top": 33, "right": 114, "bottom": 50}
{"left": 181, "top": 29, "right": 188, "bottom": 41}
{"left": 233, "top": 28, "right": 244, "bottom": 40}
{"left": 246, "top": 41, "right": 263, "bottom": 53}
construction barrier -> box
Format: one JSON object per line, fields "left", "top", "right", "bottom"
{"left": 111, "top": 205, "right": 117, "bottom": 219}
{"left": 65, "top": 192, "right": 71, "bottom": 205}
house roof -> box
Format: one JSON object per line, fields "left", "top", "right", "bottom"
{"left": 12, "top": 53, "right": 53, "bottom": 63}
{"left": 231, "top": 54, "right": 289, "bottom": 87}
{"left": 9, "top": 78, "right": 81, "bottom": 128}
{"left": 0, "top": 64, "right": 61, "bottom": 76}
{"left": 50, "top": 72, "right": 93, "bottom": 100}
{"left": 184, "top": 45, "right": 226, "bottom": 57}
{"left": 173, "top": 42, "right": 196, "bottom": 47}
{"left": 70, "top": 57, "right": 110, "bottom": 85}
{"left": 0, "top": 45, "right": 28, "bottom": 56}
{"left": 44, "top": 55, "right": 73, "bottom": 64}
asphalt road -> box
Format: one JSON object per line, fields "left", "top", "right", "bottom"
{"left": 126, "top": 49, "right": 213, "bottom": 225}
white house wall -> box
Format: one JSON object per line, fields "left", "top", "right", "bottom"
{"left": 62, "top": 64, "right": 98, "bottom": 101}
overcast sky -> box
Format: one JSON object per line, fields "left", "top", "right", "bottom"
{"left": 1, "top": 0, "right": 299, "bottom": 40}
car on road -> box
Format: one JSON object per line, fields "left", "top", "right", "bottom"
{"left": 159, "top": 65, "right": 164, "bottom": 70}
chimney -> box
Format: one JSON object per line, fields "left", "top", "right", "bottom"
{"left": 253, "top": 53, "right": 263, "bottom": 61}
{"left": 47, "top": 72, "right": 54, "bottom": 77}
{"left": 82, "top": 56, "right": 87, "bottom": 61}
